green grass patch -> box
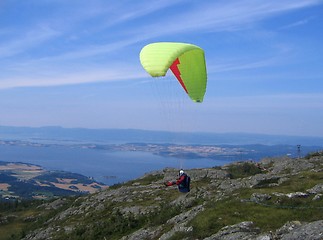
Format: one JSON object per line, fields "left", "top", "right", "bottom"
{"left": 190, "top": 197, "right": 323, "bottom": 238}
{"left": 0, "top": 222, "right": 28, "bottom": 240}
{"left": 0, "top": 206, "right": 45, "bottom": 240}
{"left": 276, "top": 171, "right": 323, "bottom": 193}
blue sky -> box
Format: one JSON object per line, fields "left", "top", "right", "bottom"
{"left": 0, "top": 0, "right": 323, "bottom": 137}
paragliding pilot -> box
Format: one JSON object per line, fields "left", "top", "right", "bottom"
{"left": 164, "top": 169, "right": 190, "bottom": 193}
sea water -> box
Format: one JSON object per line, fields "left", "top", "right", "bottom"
{"left": 0, "top": 144, "right": 229, "bottom": 185}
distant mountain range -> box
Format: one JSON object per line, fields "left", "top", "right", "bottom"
{"left": 1, "top": 125, "right": 323, "bottom": 146}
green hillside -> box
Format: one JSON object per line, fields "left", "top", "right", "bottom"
{"left": 0, "top": 152, "right": 322, "bottom": 240}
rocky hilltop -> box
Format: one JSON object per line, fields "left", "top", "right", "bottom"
{"left": 1, "top": 152, "right": 322, "bottom": 240}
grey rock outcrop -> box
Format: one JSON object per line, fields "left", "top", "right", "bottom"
{"left": 203, "top": 220, "right": 323, "bottom": 240}
{"left": 261, "top": 157, "right": 316, "bottom": 174}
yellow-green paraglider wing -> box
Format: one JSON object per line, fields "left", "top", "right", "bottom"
{"left": 140, "top": 42, "right": 207, "bottom": 103}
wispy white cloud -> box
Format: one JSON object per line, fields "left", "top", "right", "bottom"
{"left": 98, "top": 0, "right": 184, "bottom": 28}
{"left": 1, "top": 0, "right": 322, "bottom": 89}
{"left": 206, "top": 93, "right": 323, "bottom": 112}
{"left": 209, "top": 58, "right": 278, "bottom": 73}
{"left": 0, "top": 0, "right": 183, "bottom": 67}
{"left": 0, "top": 25, "right": 60, "bottom": 58}
{"left": 0, "top": 65, "right": 146, "bottom": 89}
{"left": 279, "top": 17, "right": 314, "bottom": 29}
{"left": 6, "top": 1, "right": 314, "bottom": 62}
{"left": 131, "top": 0, "right": 323, "bottom": 37}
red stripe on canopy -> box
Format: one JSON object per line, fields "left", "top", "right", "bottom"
{"left": 170, "top": 58, "right": 188, "bottom": 93}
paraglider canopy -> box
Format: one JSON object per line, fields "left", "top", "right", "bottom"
{"left": 140, "top": 42, "right": 207, "bottom": 103}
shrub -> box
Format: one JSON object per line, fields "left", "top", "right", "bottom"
{"left": 305, "top": 151, "right": 323, "bottom": 159}
{"left": 227, "top": 162, "right": 262, "bottom": 179}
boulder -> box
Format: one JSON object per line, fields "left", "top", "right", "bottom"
{"left": 307, "top": 184, "right": 323, "bottom": 194}
{"left": 312, "top": 194, "right": 322, "bottom": 201}
{"left": 278, "top": 220, "right": 323, "bottom": 240}
{"left": 250, "top": 193, "right": 271, "bottom": 202}
{"left": 204, "top": 221, "right": 260, "bottom": 240}
{"left": 121, "top": 226, "right": 162, "bottom": 240}
{"left": 286, "top": 192, "right": 309, "bottom": 198}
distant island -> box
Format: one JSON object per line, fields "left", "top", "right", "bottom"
{"left": 0, "top": 161, "right": 107, "bottom": 200}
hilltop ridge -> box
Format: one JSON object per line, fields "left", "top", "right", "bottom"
{"left": 1, "top": 152, "right": 322, "bottom": 239}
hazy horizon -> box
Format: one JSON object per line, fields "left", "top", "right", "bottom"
{"left": 1, "top": 125, "right": 323, "bottom": 146}
{"left": 1, "top": 124, "right": 323, "bottom": 138}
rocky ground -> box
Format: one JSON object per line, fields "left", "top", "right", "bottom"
{"left": 15, "top": 152, "right": 323, "bottom": 240}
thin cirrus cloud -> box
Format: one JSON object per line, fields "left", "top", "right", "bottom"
{"left": 134, "top": 0, "right": 322, "bottom": 35}
{"left": 0, "top": 0, "right": 321, "bottom": 90}
{"left": 0, "top": 26, "right": 60, "bottom": 58}
{"left": 0, "top": 66, "right": 147, "bottom": 90}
